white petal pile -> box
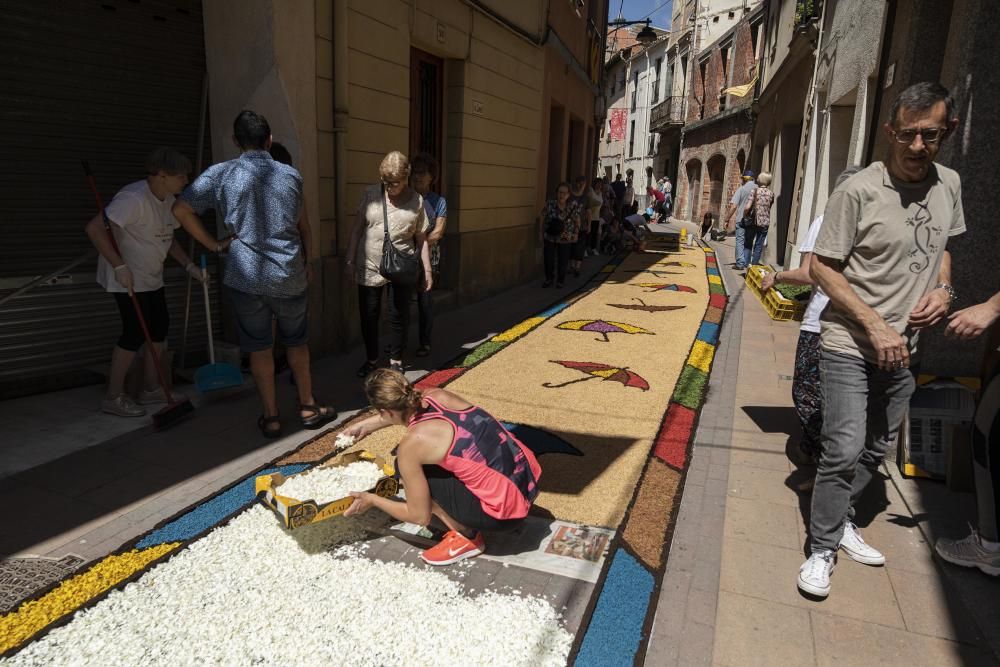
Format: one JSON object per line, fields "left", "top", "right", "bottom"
{"left": 334, "top": 433, "right": 357, "bottom": 449}
{"left": 6, "top": 506, "right": 572, "bottom": 666}
{"left": 276, "top": 460, "right": 383, "bottom": 503}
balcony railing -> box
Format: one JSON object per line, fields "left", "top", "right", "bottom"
{"left": 649, "top": 96, "right": 685, "bottom": 132}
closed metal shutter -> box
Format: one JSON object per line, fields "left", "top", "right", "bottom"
{"left": 0, "top": 0, "right": 221, "bottom": 398}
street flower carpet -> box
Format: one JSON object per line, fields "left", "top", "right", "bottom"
{"left": 0, "top": 235, "right": 729, "bottom": 665}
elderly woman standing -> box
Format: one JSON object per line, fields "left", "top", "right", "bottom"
{"left": 742, "top": 172, "right": 775, "bottom": 267}
{"left": 347, "top": 151, "right": 432, "bottom": 377}
{"left": 540, "top": 182, "right": 583, "bottom": 288}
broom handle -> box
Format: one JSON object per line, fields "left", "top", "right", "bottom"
{"left": 200, "top": 255, "right": 216, "bottom": 364}
{"left": 83, "top": 162, "right": 174, "bottom": 404}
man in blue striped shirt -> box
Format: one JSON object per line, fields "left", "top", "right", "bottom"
{"left": 172, "top": 110, "right": 335, "bottom": 438}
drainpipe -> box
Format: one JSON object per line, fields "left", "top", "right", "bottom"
{"left": 332, "top": 0, "right": 349, "bottom": 256}
{"left": 642, "top": 47, "right": 651, "bottom": 185}
{"left": 621, "top": 54, "right": 632, "bottom": 177}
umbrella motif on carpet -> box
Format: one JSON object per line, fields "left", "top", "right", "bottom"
{"left": 607, "top": 298, "right": 686, "bottom": 313}
{"left": 543, "top": 360, "right": 650, "bottom": 391}
{"left": 635, "top": 283, "right": 698, "bottom": 293}
{"left": 555, "top": 319, "right": 654, "bottom": 343}
{"left": 654, "top": 261, "right": 696, "bottom": 268}
{"left": 624, "top": 269, "right": 683, "bottom": 278}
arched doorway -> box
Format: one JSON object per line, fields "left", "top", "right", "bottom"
{"left": 707, "top": 154, "right": 726, "bottom": 220}
{"left": 686, "top": 159, "right": 702, "bottom": 221}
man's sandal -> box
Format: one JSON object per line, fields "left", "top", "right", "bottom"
{"left": 257, "top": 414, "right": 282, "bottom": 439}
{"left": 300, "top": 404, "right": 337, "bottom": 429}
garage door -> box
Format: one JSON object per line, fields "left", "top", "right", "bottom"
{"left": 0, "top": 0, "right": 221, "bottom": 398}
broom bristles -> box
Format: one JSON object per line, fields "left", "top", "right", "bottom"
{"left": 152, "top": 398, "right": 194, "bottom": 430}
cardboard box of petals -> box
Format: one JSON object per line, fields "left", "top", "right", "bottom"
{"left": 255, "top": 451, "right": 399, "bottom": 530}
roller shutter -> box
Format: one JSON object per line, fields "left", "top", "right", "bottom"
{"left": 0, "top": 0, "right": 221, "bottom": 398}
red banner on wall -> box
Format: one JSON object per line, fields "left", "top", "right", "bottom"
{"left": 609, "top": 109, "right": 627, "bottom": 141}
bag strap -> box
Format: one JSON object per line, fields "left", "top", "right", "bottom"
{"left": 381, "top": 184, "right": 391, "bottom": 243}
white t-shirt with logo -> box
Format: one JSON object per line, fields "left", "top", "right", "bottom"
{"left": 96, "top": 180, "right": 180, "bottom": 293}
{"left": 798, "top": 215, "right": 829, "bottom": 334}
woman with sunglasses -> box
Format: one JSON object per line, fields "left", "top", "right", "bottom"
{"left": 346, "top": 151, "right": 432, "bottom": 377}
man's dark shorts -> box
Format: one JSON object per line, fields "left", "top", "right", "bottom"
{"left": 227, "top": 287, "right": 308, "bottom": 352}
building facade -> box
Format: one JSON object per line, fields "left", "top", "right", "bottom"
{"left": 598, "top": 25, "right": 669, "bottom": 204}
{"left": 0, "top": 0, "right": 607, "bottom": 397}
{"left": 674, "top": 5, "right": 765, "bottom": 226}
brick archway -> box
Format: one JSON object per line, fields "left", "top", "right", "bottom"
{"left": 707, "top": 154, "right": 726, "bottom": 221}
{"left": 684, "top": 159, "right": 703, "bottom": 221}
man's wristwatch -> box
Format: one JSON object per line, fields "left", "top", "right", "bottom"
{"left": 935, "top": 282, "right": 957, "bottom": 305}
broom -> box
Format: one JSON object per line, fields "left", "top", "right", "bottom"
{"left": 83, "top": 161, "right": 194, "bottom": 429}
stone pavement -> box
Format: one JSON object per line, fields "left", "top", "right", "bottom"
{"left": 646, "top": 233, "right": 1000, "bottom": 666}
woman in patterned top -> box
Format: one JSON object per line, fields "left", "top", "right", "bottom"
{"left": 343, "top": 368, "right": 541, "bottom": 566}
{"left": 539, "top": 182, "right": 583, "bottom": 288}
{"left": 742, "top": 172, "right": 775, "bottom": 267}
{"left": 346, "top": 151, "right": 432, "bottom": 378}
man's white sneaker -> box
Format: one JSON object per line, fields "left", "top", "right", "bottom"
{"left": 839, "top": 521, "right": 885, "bottom": 565}
{"left": 101, "top": 393, "right": 146, "bottom": 418}
{"left": 935, "top": 529, "right": 1000, "bottom": 576}
{"left": 798, "top": 550, "right": 835, "bottom": 598}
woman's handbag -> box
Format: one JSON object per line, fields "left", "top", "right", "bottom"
{"left": 378, "top": 186, "right": 420, "bottom": 285}
{"left": 544, "top": 215, "right": 565, "bottom": 237}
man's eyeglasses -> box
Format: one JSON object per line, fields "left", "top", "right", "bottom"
{"left": 381, "top": 179, "right": 403, "bottom": 187}
{"left": 891, "top": 127, "right": 947, "bottom": 145}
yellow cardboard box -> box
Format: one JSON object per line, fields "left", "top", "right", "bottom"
{"left": 256, "top": 451, "right": 399, "bottom": 529}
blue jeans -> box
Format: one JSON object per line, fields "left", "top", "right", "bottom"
{"left": 809, "top": 350, "right": 916, "bottom": 553}
{"left": 734, "top": 221, "right": 747, "bottom": 267}
{"left": 228, "top": 288, "right": 309, "bottom": 353}
{"left": 743, "top": 225, "right": 768, "bottom": 267}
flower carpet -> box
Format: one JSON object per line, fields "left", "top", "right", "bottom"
{"left": 0, "top": 236, "right": 727, "bottom": 665}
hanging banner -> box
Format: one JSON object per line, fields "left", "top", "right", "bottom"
{"left": 609, "top": 109, "right": 628, "bottom": 141}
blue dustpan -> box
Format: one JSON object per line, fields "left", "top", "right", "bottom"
{"left": 195, "top": 255, "right": 243, "bottom": 393}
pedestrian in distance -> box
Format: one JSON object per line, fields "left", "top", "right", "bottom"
{"left": 173, "top": 110, "right": 336, "bottom": 439}
{"left": 762, "top": 166, "right": 865, "bottom": 475}
{"left": 342, "top": 368, "right": 541, "bottom": 566}
{"left": 935, "top": 289, "right": 1000, "bottom": 576}
{"left": 346, "top": 151, "right": 433, "bottom": 379}
{"left": 611, "top": 173, "right": 627, "bottom": 221}
{"left": 741, "top": 171, "right": 775, "bottom": 267}
{"left": 85, "top": 147, "right": 212, "bottom": 418}
{"left": 540, "top": 182, "right": 583, "bottom": 288}
{"left": 394, "top": 151, "right": 446, "bottom": 359}
{"left": 569, "top": 176, "right": 590, "bottom": 277}
{"left": 798, "top": 82, "right": 964, "bottom": 599}
{"left": 724, "top": 170, "right": 757, "bottom": 269}
{"left": 586, "top": 178, "right": 604, "bottom": 258}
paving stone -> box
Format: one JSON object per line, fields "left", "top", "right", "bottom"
{"left": 713, "top": 591, "right": 814, "bottom": 667}
{"left": 720, "top": 537, "right": 905, "bottom": 629}
{"left": 886, "top": 567, "right": 984, "bottom": 643}
{"left": 810, "top": 611, "right": 990, "bottom": 667}
{"left": 726, "top": 465, "right": 802, "bottom": 508}
{"left": 723, "top": 496, "right": 802, "bottom": 551}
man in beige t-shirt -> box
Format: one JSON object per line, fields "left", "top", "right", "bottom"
{"left": 797, "top": 82, "right": 965, "bottom": 599}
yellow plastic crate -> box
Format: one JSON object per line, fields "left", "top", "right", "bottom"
{"left": 764, "top": 286, "right": 807, "bottom": 322}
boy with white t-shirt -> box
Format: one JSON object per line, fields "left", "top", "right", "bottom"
{"left": 84, "top": 147, "right": 223, "bottom": 417}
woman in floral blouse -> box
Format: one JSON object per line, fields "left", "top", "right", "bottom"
{"left": 742, "top": 171, "right": 775, "bottom": 267}
{"left": 539, "top": 182, "right": 583, "bottom": 288}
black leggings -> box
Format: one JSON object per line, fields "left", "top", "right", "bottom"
{"left": 543, "top": 240, "right": 572, "bottom": 283}
{"left": 113, "top": 288, "right": 168, "bottom": 351}
{"left": 588, "top": 220, "right": 600, "bottom": 252}
{"left": 423, "top": 465, "right": 523, "bottom": 532}
{"left": 358, "top": 282, "right": 412, "bottom": 361}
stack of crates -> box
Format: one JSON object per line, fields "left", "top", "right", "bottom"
{"left": 743, "top": 264, "right": 807, "bottom": 322}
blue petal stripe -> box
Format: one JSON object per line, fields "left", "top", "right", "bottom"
{"left": 576, "top": 550, "right": 655, "bottom": 665}
{"left": 137, "top": 464, "right": 309, "bottom": 548}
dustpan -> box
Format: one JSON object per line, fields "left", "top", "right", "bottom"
{"left": 195, "top": 255, "right": 243, "bottom": 393}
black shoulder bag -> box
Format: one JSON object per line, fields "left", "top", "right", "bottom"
{"left": 378, "top": 185, "right": 420, "bottom": 285}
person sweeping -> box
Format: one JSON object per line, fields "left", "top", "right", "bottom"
{"left": 343, "top": 369, "right": 542, "bottom": 565}
{"left": 85, "top": 147, "right": 224, "bottom": 418}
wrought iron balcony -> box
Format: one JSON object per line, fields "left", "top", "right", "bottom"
{"left": 650, "top": 96, "right": 685, "bottom": 132}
